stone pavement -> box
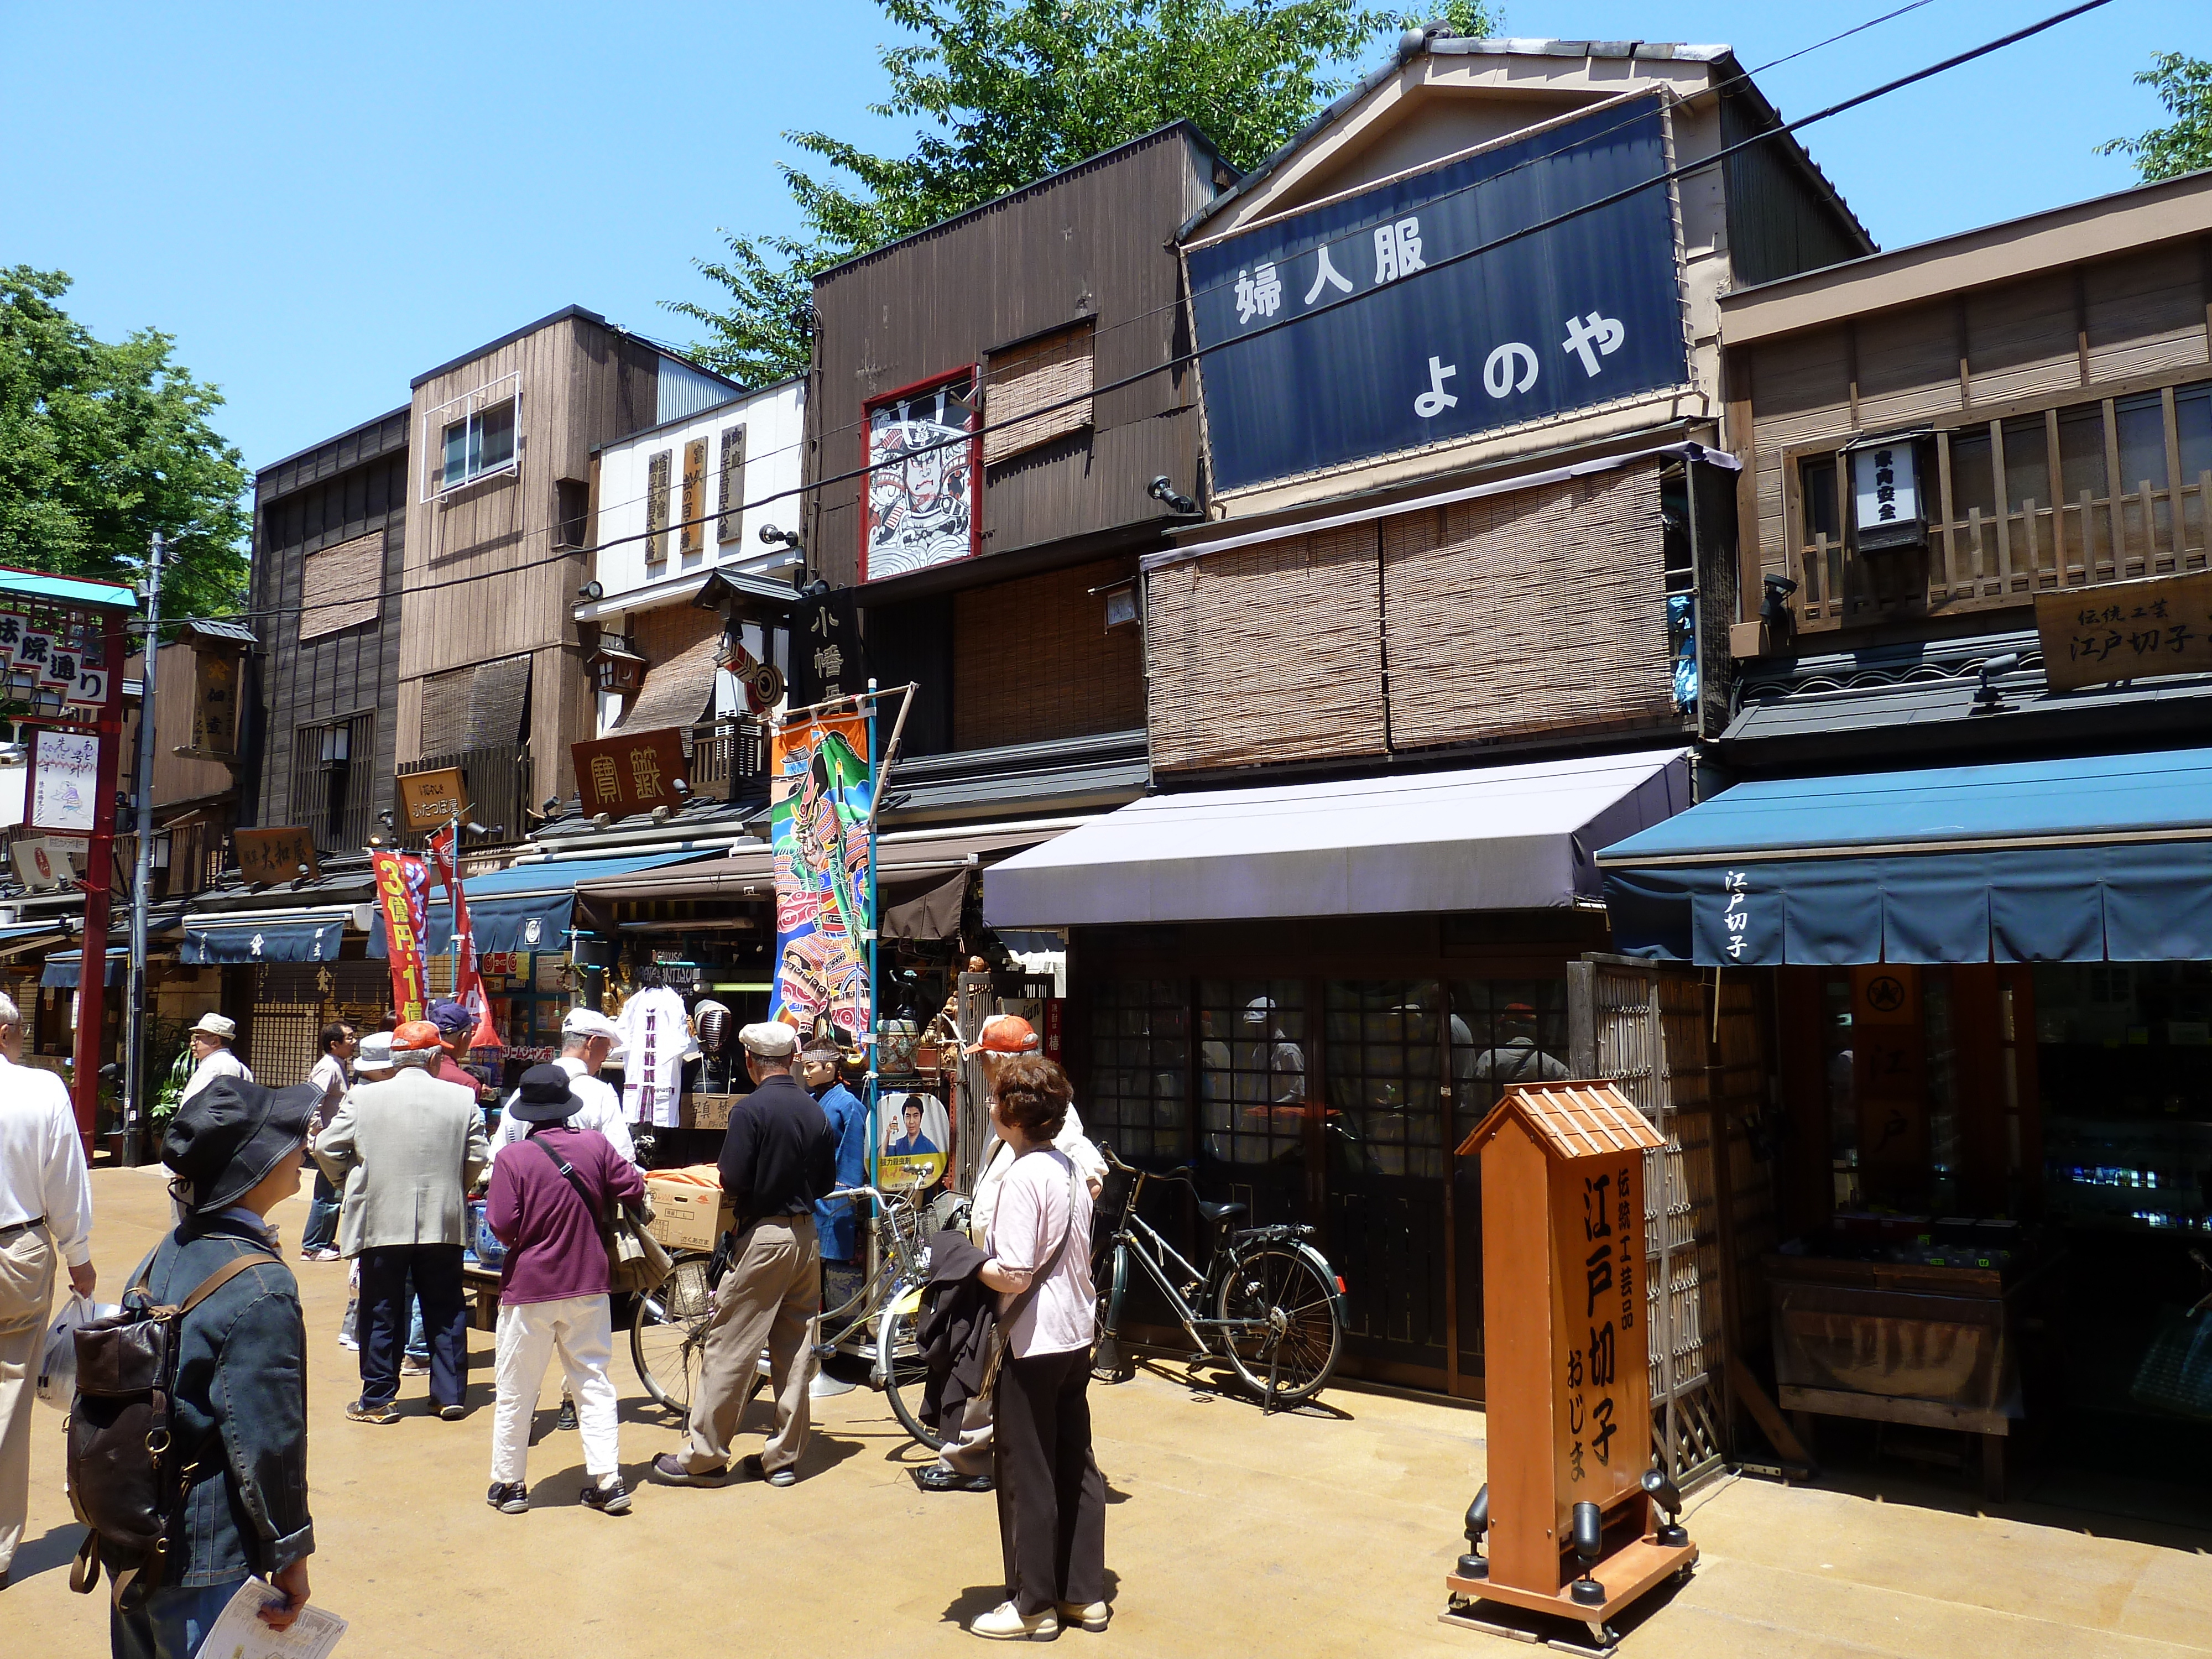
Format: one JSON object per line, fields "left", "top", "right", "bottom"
{"left": 4, "top": 1166, "right": 2209, "bottom": 1658}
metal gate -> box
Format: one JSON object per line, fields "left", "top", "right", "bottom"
{"left": 1569, "top": 956, "right": 1729, "bottom": 1489}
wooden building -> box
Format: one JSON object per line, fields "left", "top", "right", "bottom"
{"left": 805, "top": 123, "right": 1220, "bottom": 768}
{"left": 396, "top": 307, "right": 737, "bottom": 825}
{"left": 985, "top": 36, "right": 1867, "bottom": 1412}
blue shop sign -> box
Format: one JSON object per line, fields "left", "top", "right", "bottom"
{"left": 1186, "top": 96, "right": 1688, "bottom": 492}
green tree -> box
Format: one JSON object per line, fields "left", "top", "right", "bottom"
{"left": 670, "top": 0, "right": 1492, "bottom": 384}
{"left": 0, "top": 267, "right": 249, "bottom": 627}
{"left": 2098, "top": 52, "right": 2212, "bottom": 182}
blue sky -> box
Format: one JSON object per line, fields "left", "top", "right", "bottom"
{"left": 1, "top": 1, "right": 2201, "bottom": 473}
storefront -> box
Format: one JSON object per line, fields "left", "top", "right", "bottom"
{"left": 986, "top": 748, "right": 1692, "bottom": 1396}
{"left": 1599, "top": 747, "right": 2212, "bottom": 1504}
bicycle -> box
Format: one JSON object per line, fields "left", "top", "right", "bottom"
{"left": 1091, "top": 1142, "right": 1348, "bottom": 1411}
{"left": 629, "top": 1168, "right": 959, "bottom": 1444}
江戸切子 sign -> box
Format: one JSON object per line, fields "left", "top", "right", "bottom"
{"left": 1185, "top": 95, "right": 1687, "bottom": 493}
{"left": 2036, "top": 571, "right": 2212, "bottom": 692}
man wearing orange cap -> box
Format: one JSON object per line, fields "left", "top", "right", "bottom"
{"left": 314, "top": 1019, "right": 489, "bottom": 1423}
{"left": 917, "top": 1014, "right": 1104, "bottom": 1495}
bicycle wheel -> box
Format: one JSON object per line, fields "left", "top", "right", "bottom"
{"left": 876, "top": 1284, "right": 945, "bottom": 1452}
{"left": 1214, "top": 1244, "right": 1343, "bottom": 1407}
{"left": 632, "top": 1253, "right": 714, "bottom": 1415}
{"left": 1091, "top": 1245, "right": 1133, "bottom": 1385}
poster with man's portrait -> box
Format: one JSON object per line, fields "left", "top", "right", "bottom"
{"left": 878, "top": 1089, "right": 949, "bottom": 1188}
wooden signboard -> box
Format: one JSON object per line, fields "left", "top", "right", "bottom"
{"left": 681, "top": 436, "right": 708, "bottom": 556}
{"left": 571, "top": 726, "right": 687, "bottom": 819}
{"left": 2036, "top": 571, "right": 2212, "bottom": 692}
{"left": 1448, "top": 1082, "right": 1692, "bottom": 1646}
{"left": 397, "top": 766, "right": 470, "bottom": 833}
{"left": 190, "top": 648, "right": 239, "bottom": 757}
{"left": 235, "top": 826, "right": 319, "bottom": 886}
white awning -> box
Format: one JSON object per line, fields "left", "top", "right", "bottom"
{"left": 981, "top": 749, "right": 1691, "bottom": 927}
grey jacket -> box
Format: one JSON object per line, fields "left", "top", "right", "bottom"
{"left": 108, "top": 1215, "right": 312, "bottom": 1587}
{"left": 312, "top": 1066, "right": 489, "bottom": 1255}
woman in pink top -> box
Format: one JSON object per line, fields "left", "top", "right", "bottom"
{"left": 971, "top": 1055, "right": 1107, "bottom": 1641}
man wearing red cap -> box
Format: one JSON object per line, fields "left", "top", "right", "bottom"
{"left": 917, "top": 1014, "right": 1103, "bottom": 1495}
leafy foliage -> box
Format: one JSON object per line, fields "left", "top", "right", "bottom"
{"left": 670, "top": 0, "right": 1493, "bottom": 384}
{"left": 0, "top": 267, "right": 249, "bottom": 627}
{"left": 2098, "top": 53, "right": 2212, "bottom": 182}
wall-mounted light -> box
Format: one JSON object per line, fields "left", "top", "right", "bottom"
{"left": 1147, "top": 475, "right": 1198, "bottom": 515}
{"left": 578, "top": 580, "right": 606, "bottom": 602}
{"left": 1973, "top": 651, "right": 2021, "bottom": 711}
{"left": 377, "top": 808, "right": 395, "bottom": 829}
{"left": 758, "top": 523, "right": 803, "bottom": 554}
{"left": 591, "top": 812, "right": 613, "bottom": 831}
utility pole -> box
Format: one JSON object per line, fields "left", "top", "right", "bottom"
{"left": 122, "top": 531, "right": 163, "bottom": 1167}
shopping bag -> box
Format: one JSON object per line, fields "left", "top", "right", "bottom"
{"left": 2128, "top": 1305, "right": 2212, "bottom": 1420}
{"left": 37, "top": 1293, "right": 120, "bottom": 1409}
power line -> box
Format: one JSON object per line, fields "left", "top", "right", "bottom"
{"left": 172, "top": 0, "right": 2104, "bottom": 627}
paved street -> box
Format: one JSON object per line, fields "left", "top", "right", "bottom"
{"left": 6, "top": 1167, "right": 2210, "bottom": 1659}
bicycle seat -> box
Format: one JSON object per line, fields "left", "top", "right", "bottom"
{"left": 1197, "top": 1199, "right": 1248, "bottom": 1224}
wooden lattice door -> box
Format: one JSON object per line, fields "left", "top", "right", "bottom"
{"left": 1569, "top": 956, "right": 1729, "bottom": 1489}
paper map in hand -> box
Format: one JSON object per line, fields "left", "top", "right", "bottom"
{"left": 201, "top": 1578, "right": 348, "bottom": 1659}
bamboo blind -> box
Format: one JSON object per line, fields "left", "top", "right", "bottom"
{"left": 1146, "top": 524, "right": 1387, "bottom": 773}
{"left": 1384, "top": 466, "right": 1674, "bottom": 752}
{"left": 620, "top": 608, "right": 723, "bottom": 733}
{"left": 983, "top": 322, "right": 1094, "bottom": 465}
{"left": 952, "top": 556, "right": 1144, "bottom": 750}
{"left": 420, "top": 654, "right": 533, "bottom": 757}
{"left": 298, "top": 530, "right": 383, "bottom": 641}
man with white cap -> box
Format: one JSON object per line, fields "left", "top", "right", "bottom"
{"left": 491, "top": 1008, "right": 635, "bottom": 1167}
{"left": 653, "top": 1020, "right": 834, "bottom": 1490}
{"left": 180, "top": 1013, "right": 253, "bottom": 1104}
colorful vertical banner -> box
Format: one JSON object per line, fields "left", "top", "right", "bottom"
{"left": 769, "top": 713, "right": 874, "bottom": 1039}
{"left": 426, "top": 825, "right": 502, "bottom": 1050}
{"left": 372, "top": 851, "right": 432, "bottom": 1024}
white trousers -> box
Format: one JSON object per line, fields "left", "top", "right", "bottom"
{"left": 491, "top": 1296, "right": 620, "bottom": 1487}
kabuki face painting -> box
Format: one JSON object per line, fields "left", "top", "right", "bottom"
{"left": 861, "top": 371, "right": 978, "bottom": 582}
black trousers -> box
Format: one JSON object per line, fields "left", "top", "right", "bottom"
{"left": 358, "top": 1244, "right": 468, "bottom": 1408}
{"left": 993, "top": 1345, "right": 1107, "bottom": 1616}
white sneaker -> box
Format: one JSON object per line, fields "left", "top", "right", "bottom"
{"left": 1057, "top": 1601, "right": 1109, "bottom": 1633}
{"left": 970, "top": 1601, "right": 1059, "bottom": 1641}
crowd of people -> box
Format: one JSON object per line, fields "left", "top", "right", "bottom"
{"left": 0, "top": 994, "right": 1112, "bottom": 1651}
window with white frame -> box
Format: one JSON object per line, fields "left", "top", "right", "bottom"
{"left": 423, "top": 373, "right": 521, "bottom": 498}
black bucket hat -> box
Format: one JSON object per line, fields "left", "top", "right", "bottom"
{"left": 161, "top": 1077, "right": 319, "bottom": 1213}
{"left": 507, "top": 1062, "right": 582, "bottom": 1125}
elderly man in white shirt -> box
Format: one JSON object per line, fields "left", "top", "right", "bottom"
{"left": 179, "top": 1012, "right": 253, "bottom": 1103}
{"left": 0, "top": 992, "right": 94, "bottom": 1588}
{"left": 489, "top": 1008, "right": 635, "bottom": 1167}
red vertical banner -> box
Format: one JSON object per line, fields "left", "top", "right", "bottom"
{"left": 426, "top": 826, "right": 501, "bottom": 1049}
{"left": 67, "top": 610, "right": 126, "bottom": 1152}
{"left": 372, "top": 851, "right": 431, "bottom": 1024}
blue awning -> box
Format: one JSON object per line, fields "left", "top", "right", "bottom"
{"left": 1597, "top": 747, "right": 2212, "bottom": 966}
{"left": 369, "top": 851, "right": 719, "bottom": 958}
{"left": 181, "top": 911, "right": 350, "bottom": 965}
{"left": 43, "top": 948, "right": 128, "bottom": 988}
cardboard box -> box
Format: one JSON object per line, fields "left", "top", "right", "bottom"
{"left": 645, "top": 1178, "right": 734, "bottom": 1251}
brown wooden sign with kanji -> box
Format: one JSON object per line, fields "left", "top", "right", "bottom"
{"left": 397, "top": 766, "right": 470, "bottom": 833}
{"left": 572, "top": 727, "right": 687, "bottom": 818}
{"left": 235, "top": 826, "right": 320, "bottom": 886}
{"left": 2036, "top": 571, "right": 2212, "bottom": 692}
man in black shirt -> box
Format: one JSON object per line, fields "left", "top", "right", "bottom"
{"left": 654, "top": 1021, "right": 834, "bottom": 1489}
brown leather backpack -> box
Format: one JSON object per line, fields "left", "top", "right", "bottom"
{"left": 65, "top": 1251, "right": 263, "bottom": 1606}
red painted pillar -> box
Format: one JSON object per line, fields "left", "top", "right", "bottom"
{"left": 69, "top": 611, "right": 126, "bottom": 1156}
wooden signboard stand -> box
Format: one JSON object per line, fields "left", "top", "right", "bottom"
{"left": 1443, "top": 1083, "right": 1697, "bottom": 1651}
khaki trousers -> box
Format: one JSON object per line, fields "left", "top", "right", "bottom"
{"left": 0, "top": 1223, "right": 56, "bottom": 1573}
{"left": 681, "top": 1214, "right": 819, "bottom": 1476}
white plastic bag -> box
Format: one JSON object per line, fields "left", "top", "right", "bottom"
{"left": 37, "top": 1293, "right": 119, "bottom": 1410}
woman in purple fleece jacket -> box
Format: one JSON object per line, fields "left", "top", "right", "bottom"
{"left": 484, "top": 1065, "right": 646, "bottom": 1516}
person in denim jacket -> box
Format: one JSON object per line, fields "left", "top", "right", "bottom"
{"left": 109, "top": 1077, "right": 319, "bottom": 1659}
